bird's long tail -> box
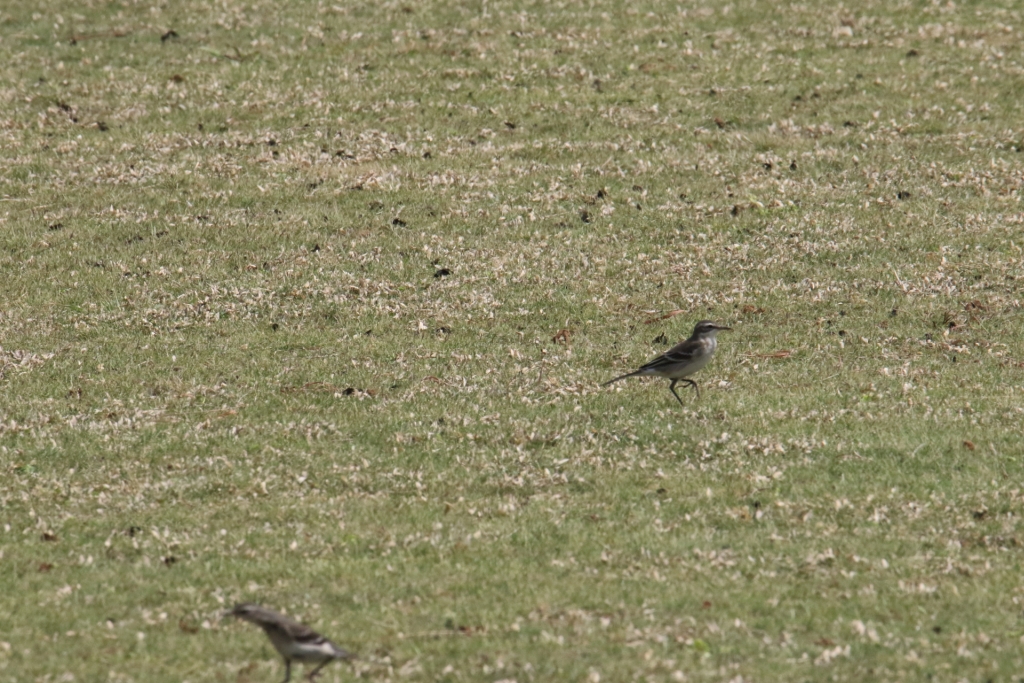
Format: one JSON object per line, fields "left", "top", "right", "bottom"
{"left": 602, "top": 371, "right": 644, "bottom": 386}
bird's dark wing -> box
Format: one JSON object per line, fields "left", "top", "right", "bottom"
{"left": 242, "top": 607, "right": 324, "bottom": 643}
{"left": 277, "top": 619, "right": 324, "bottom": 643}
{"left": 638, "top": 339, "right": 699, "bottom": 371}
{"left": 264, "top": 619, "right": 352, "bottom": 659}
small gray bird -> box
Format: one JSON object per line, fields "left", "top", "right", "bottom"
{"left": 229, "top": 603, "right": 353, "bottom": 683}
{"left": 604, "top": 320, "right": 731, "bottom": 406}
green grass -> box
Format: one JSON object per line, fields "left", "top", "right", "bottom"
{"left": 2, "top": 0, "right": 1024, "bottom": 681}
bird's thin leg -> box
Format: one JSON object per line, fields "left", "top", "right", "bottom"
{"left": 668, "top": 379, "right": 685, "bottom": 407}
{"left": 281, "top": 660, "right": 292, "bottom": 683}
{"left": 682, "top": 379, "right": 700, "bottom": 399}
{"left": 307, "top": 661, "right": 330, "bottom": 681}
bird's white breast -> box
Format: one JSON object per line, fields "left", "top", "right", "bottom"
{"left": 268, "top": 632, "right": 339, "bottom": 662}
{"left": 281, "top": 639, "right": 340, "bottom": 662}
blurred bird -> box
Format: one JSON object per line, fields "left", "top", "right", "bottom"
{"left": 229, "top": 603, "right": 353, "bottom": 682}
{"left": 604, "top": 320, "right": 731, "bottom": 406}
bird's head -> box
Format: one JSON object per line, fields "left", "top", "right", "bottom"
{"left": 692, "top": 320, "right": 731, "bottom": 337}
{"left": 227, "top": 603, "right": 261, "bottom": 620}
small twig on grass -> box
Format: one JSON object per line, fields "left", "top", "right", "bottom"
{"left": 279, "top": 382, "right": 342, "bottom": 395}
{"left": 68, "top": 29, "right": 131, "bottom": 44}
{"left": 890, "top": 264, "right": 908, "bottom": 293}
{"left": 199, "top": 45, "right": 250, "bottom": 61}
{"left": 396, "top": 627, "right": 488, "bottom": 639}
{"left": 742, "top": 350, "right": 793, "bottom": 359}
{"left": 643, "top": 309, "right": 685, "bottom": 324}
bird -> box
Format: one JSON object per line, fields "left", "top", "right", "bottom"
{"left": 603, "top": 320, "right": 731, "bottom": 406}
{"left": 228, "top": 603, "right": 353, "bottom": 683}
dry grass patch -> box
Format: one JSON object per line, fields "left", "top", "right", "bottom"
{"left": 2, "top": 0, "right": 1024, "bottom": 681}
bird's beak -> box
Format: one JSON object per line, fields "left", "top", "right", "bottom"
{"left": 715, "top": 325, "right": 732, "bottom": 331}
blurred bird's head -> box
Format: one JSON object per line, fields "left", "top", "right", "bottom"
{"left": 692, "top": 320, "right": 731, "bottom": 338}
{"left": 227, "top": 603, "right": 262, "bottom": 620}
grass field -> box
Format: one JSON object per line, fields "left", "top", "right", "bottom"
{"left": 2, "top": 0, "right": 1024, "bottom": 681}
